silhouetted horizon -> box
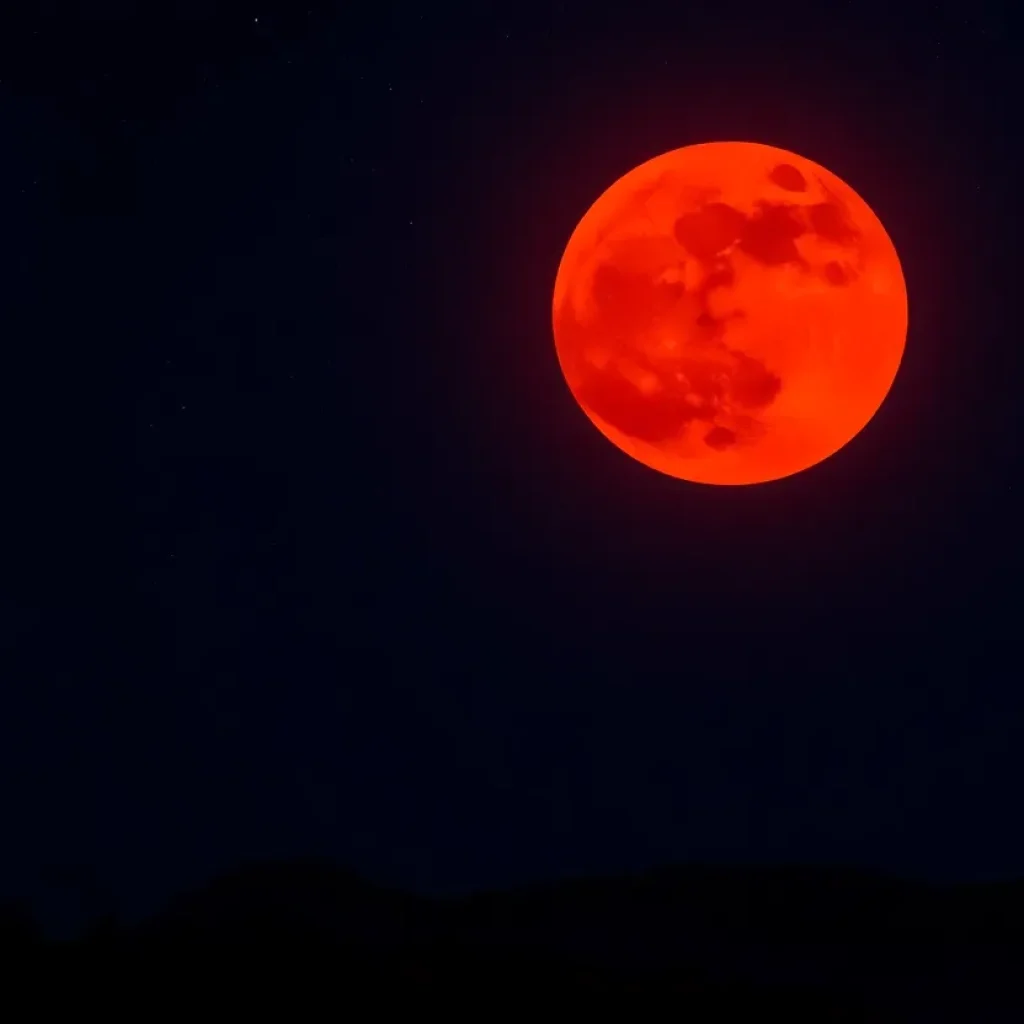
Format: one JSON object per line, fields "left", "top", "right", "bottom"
{"left": 6, "top": 855, "right": 1023, "bottom": 1019}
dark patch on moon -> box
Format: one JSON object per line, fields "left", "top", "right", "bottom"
{"left": 704, "top": 264, "right": 735, "bottom": 290}
{"left": 808, "top": 201, "right": 859, "bottom": 246}
{"left": 739, "top": 202, "right": 806, "bottom": 266}
{"left": 823, "top": 260, "right": 849, "bottom": 286}
{"left": 675, "top": 198, "right": 812, "bottom": 270}
{"left": 673, "top": 202, "right": 746, "bottom": 260}
{"left": 573, "top": 315, "right": 784, "bottom": 449}
{"left": 729, "top": 351, "right": 783, "bottom": 408}
{"left": 704, "top": 425, "right": 738, "bottom": 450}
{"left": 578, "top": 369, "right": 694, "bottom": 443}
{"left": 768, "top": 163, "right": 807, "bottom": 192}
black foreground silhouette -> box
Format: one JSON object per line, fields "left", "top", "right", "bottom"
{"left": 3, "top": 861, "right": 1022, "bottom": 1020}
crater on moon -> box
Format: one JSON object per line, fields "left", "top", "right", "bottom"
{"left": 552, "top": 141, "right": 908, "bottom": 485}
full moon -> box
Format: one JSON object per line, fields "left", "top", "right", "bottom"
{"left": 552, "top": 141, "right": 907, "bottom": 485}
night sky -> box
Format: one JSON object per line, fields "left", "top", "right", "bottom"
{"left": 1, "top": 1, "right": 1021, "bottom": 937}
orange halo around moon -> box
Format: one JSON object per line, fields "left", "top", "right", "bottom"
{"left": 552, "top": 141, "right": 908, "bottom": 485}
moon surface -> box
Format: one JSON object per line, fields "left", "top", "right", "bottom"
{"left": 552, "top": 141, "right": 908, "bottom": 485}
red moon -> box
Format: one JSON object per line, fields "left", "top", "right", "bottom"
{"left": 552, "top": 141, "right": 908, "bottom": 485}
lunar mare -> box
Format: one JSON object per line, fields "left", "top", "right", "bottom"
{"left": 552, "top": 141, "right": 908, "bottom": 485}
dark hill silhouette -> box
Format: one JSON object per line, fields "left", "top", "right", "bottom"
{"left": 4, "top": 860, "right": 1023, "bottom": 1020}
{"left": 131, "top": 858, "right": 434, "bottom": 947}
{"left": 0, "top": 901, "right": 41, "bottom": 949}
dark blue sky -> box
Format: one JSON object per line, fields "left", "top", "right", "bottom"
{"left": 0, "top": 1, "right": 1020, "bottom": 937}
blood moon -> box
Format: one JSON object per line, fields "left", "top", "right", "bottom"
{"left": 551, "top": 141, "right": 908, "bottom": 485}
